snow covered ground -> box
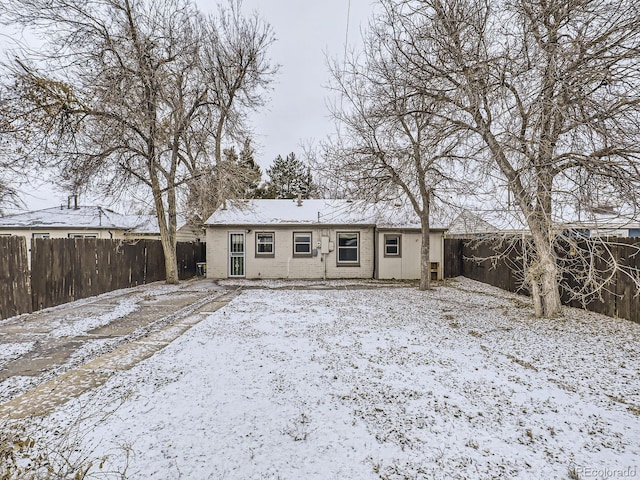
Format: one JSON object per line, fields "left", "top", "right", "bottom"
{"left": 23, "top": 278, "right": 640, "bottom": 479}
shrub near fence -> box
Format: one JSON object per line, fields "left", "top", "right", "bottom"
{"left": 0, "top": 236, "right": 31, "bottom": 319}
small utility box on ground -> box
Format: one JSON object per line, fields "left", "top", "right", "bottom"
{"left": 196, "top": 262, "right": 207, "bottom": 276}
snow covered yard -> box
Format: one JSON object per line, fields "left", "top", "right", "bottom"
{"left": 33, "top": 278, "right": 640, "bottom": 479}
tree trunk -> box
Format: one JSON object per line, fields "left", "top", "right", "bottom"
{"left": 539, "top": 253, "right": 562, "bottom": 316}
{"left": 159, "top": 231, "right": 179, "bottom": 284}
{"left": 150, "top": 169, "right": 179, "bottom": 284}
{"left": 419, "top": 214, "right": 431, "bottom": 291}
{"left": 528, "top": 229, "right": 562, "bottom": 317}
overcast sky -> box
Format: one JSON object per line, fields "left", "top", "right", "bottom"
{"left": 6, "top": 0, "right": 375, "bottom": 212}
{"left": 207, "top": 0, "right": 374, "bottom": 168}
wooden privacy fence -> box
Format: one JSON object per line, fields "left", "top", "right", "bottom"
{"left": 0, "top": 238, "right": 205, "bottom": 319}
{"left": 444, "top": 237, "right": 640, "bottom": 324}
{"left": 443, "top": 236, "right": 463, "bottom": 278}
{"left": 0, "top": 236, "right": 32, "bottom": 320}
{"left": 558, "top": 239, "right": 640, "bottom": 324}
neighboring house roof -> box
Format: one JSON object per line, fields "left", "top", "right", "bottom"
{"left": 204, "top": 199, "right": 448, "bottom": 230}
{"left": 448, "top": 210, "right": 499, "bottom": 235}
{"left": 0, "top": 206, "right": 191, "bottom": 235}
{"left": 451, "top": 205, "right": 640, "bottom": 236}
{"left": 558, "top": 205, "right": 640, "bottom": 232}
{"left": 0, "top": 206, "right": 137, "bottom": 230}
{"left": 126, "top": 214, "right": 189, "bottom": 235}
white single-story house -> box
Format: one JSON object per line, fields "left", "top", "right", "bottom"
{"left": 204, "top": 198, "right": 447, "bottom": 281}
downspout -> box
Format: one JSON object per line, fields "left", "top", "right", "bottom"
{"left": 323, "top": 250, "right": 327, "bottom": 280}
{"left": 372, "top": 225, "right": 377, "bottom": 280}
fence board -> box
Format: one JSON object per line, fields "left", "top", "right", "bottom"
{"left": 0, "top": 236, "right": 31, "bottom": 319}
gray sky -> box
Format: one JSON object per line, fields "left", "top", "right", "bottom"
{"left": 8, "top": 0, "right": 374, "bottom": 212}
{"left": 206, "top": 0, "right": 373, "bottom": 169}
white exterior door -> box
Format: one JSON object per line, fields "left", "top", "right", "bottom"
{"left": 229, "top": 232, "right": 246, "bottom": 277}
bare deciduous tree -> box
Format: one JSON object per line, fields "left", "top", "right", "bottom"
{"left": 0, "top": 76, "right": 31, "bottom": 212}
{"left": 181, "top": 2, "right": 276, "bottom": 219}
{"left": 1, "top": 0, "right": 275, "bottom": 283}
{"left": 321, "top": 10, "right": 470, "bottom": 290}
{"left": 375, "top": 0, "right": 640, "bottom": 315}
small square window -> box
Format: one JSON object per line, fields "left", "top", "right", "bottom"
{"left": 384, "top": 234, "right": 401, "bottom": 257}
{"left": 256, "top": 232, "right": 275, "bottom": 257}
{"left": 293, "top": 232, "right": 312, "bottom": 256}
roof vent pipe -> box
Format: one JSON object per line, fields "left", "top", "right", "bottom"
{"left": 297, "top": 192, "right": 302, "bottom": 207}
{"left": 67, "top": 194, "right": 79, "bottom": 209}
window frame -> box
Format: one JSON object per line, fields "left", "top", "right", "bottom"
{"left": 32, "top": 233, "right": 50, "bottom": 239}
{"left": 68, "top": 233, "right": 98, "bottom": 239}
{"left": 336, "top": 231, "right": 360, "bottom": 266}
{"left": 292, "top": 231, "right": 313, "bottom": 257}
{"left": 383, "top": 234, "right": 402, "bottom": 257}
{"left": 255, "top": 231, "right": 275, "bottom": 258}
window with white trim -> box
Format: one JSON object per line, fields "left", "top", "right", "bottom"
{"left": 32, "top": 233, "right": 50, "bottom": 239}
{"left": 337, "top": 232, "right": 359, "bottom": 264}
{"left": 384, "top": 234, "right": 401, "bottom": 257}
{"left": 293, "top": 232, "right": 312, "bottom": 256}
{"left": 256, "top": 232, "right": 275, "bottom": 257}
{"left": 68, "top": 233, "right": 98, "bottom": 238}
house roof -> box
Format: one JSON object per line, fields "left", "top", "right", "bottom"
{"left": 458, "top": 205, "right": 640, "bottom": 235}
{"left": 0, "top": 206, "right": 137, "bottom": 230}
{"left": 204, "top": 199, "right": 448, "bottom": 230}
{"left": 126, "top": 214, "right": 189, "bottom": 234}
{"left": 0, "top": 206, "right": 186, "bottom": 234}
{"left": 448, "top": 210, "right": 499, "bottom": 235}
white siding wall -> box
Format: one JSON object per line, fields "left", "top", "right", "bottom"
{"left": 376, "top": 230, "right": 444, "bottom": 280}
{"left": 206, "top": 226, "right": 375, "bottom": 279}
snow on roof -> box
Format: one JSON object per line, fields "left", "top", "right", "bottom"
{"left": 204, "top": 199, "right": 448, "bottom": 229}
{"left": 125, "top": 214, "right": 187, "bottom": 234}
{"left": 0, "top": 206, "right": 186, "bottom": 234}
{"left": 0, "top": 206, "right": 137, "bottom": 230}
{"left": 555, "top": 203, "right": 640, "bottom": 230}
{"left": 459, "top": 205, "right": 640, "bottom": 235}
{"left": 448, "top": 210, "right": 499, "bottom": 235}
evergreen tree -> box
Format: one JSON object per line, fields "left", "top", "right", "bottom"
{"left": 237, "top": 139, "right": 263, "bottom": 198}
{"left": 221, "top": 139, "right": 264, "bottom": 199}
{"left": 264, "top": 152, "right": 318, "bottom": 199}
